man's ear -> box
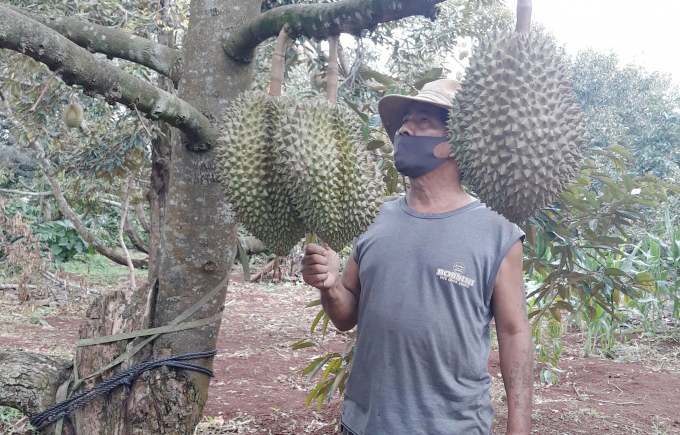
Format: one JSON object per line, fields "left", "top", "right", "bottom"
{"left": 433, "top": 142, "right": 451, "bottom": 158}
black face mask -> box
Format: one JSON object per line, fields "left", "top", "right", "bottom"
{"left": 393, "top": 135, "right": 450, "bottom": 179}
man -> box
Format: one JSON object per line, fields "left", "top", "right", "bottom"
{"left": 301, "top": 79, "right": 532, "bottom": 435}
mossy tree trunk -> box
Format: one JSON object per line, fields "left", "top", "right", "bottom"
{"left": 72, "top": 1, "right": 260, "bottom": 433}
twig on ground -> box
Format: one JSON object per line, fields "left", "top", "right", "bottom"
{"left": 0, "top": 283, "right": 38, "bottom": 290}
{"left": 608, "top": 380, "right": 624, "bottom": 396}
{"left": 595, "top": 399, "right": 643, "bottom": 406}
{"left": 251, "top": 259, "right": 276, "bottom": 283}
{"left": 573, "top": 380, "right": 586, "bottom": 400}
{"left": 41, "top": 271, "right": 101, "bottom": 295}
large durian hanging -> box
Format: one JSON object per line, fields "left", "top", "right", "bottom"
{"left": 217, "top": 27, "right": 307, "bottom": 257}
{"left": 217, "top": 31, "right": 382, "bottom": 256}
{"left": 278, "top": 97, "right": 383, "bottom": 252}
{"left": 216, "top": 91, "right": 306, "bottom": 257}
{"left": 448, "top": 29, "right": 587, "bottom": 224}
{"left": 276, "top": 36, "right": 383, "bottom": 252}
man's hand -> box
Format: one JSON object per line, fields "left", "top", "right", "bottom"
{"left": 301, "top": 242, "right": 340, "bottom": 291}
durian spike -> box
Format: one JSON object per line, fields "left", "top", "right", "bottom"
{"left": 270, "top": 25, "right": 291, "bottom": 97}
{"left": 327, "top": 35, "right": 339, "bottom": 104}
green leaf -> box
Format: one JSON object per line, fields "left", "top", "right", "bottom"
{"left": 291, "top": 341, "right": 316, "bottom": 350}
{"left": 305, "top": 299, "right": 322, "bottom": 308}
{"left": 582, "top": 281, "right": 591, "bottom": 296}
{"left": 343, "top": 98, "right": 369, "bottom": 123}
{"left": 414, "top": 68, "right": 443, "bottom": 90}
{"left": 634, "top": 272, "right": 654, "bottom": 283}
{"left": 311, "top": 309, "right": 324, "bottom": 334}
{"left": 592, "top": 174, "right": 620, "bottom": 191}
{"left": 321, "top": 313, "right": 330, "bottom": 338}
{"left": 305, "top": 356, "right": 332, "bottom": 386}
{"left": 606, "top": 144, "right": 631, "bottom": 160}
{"left": 604, "top": 268, "right": 628, "bottom": 277}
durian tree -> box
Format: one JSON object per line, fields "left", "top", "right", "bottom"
{"left": 0, "top": 0, "right": 504, "bottom": 433}
{"left": 0, "top": 0, "right": 184, "bottom": 277}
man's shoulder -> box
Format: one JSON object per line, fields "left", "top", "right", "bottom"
{"left": 464, "top": 201, "right": 525, "bottom": 242}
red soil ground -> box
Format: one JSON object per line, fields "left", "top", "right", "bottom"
{"left": 1, "top": 271, "right": 679, "bottom": 434}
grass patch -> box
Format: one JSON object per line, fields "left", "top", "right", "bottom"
{"left": 0, "top": 405, "right": 33, "bottom": 434}
{"left": 59, "top": 253, "right": 147, "bottom": 287}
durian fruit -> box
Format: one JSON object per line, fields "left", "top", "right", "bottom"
{"left": 63, "top": 103, "right": 84, "bottom": 129}
{"left": 448, "top": 29, "right": 587, "bottom": 224}
{"left": 217, "top": 91, "right": 306, "bottom": 256}
{"left": 278, "top": 98, "right": 383, "bottom": 252}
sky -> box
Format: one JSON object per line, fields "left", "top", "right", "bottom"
{"left": 505, "top": 0, "right": 680, "bottom": 84}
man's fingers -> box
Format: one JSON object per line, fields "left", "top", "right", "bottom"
{"left": 304, "top": 273, "right": 328, "bottom": 287}
{"left": 305, "top": 243, "right": 327, "bottom": 256}
{"left": 301, "top": 263, "right": 328, "bottom": 275}
{"left": 301, "top": 253, "right": 328, "bottom": 266}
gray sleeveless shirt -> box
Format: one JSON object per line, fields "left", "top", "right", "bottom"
{"left": 341, "top": 197, "right": 524, "bottom": 435}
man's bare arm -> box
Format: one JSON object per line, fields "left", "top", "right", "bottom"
{"left": 301, "top": 242, "right": 361, "bottom": 331}
{"left": 491, "top": 240, "right": 533, "bottom": 435}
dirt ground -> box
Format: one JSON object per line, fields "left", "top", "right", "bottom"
{"left": 1, "top": 269, "right": 680, "bottom": 435}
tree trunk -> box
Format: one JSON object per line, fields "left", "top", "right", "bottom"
{"left": 68, "top": 1, "right": 260, "bottom": 433}
{"left": 146, "top": 123, "right": 172, "bottom": 283}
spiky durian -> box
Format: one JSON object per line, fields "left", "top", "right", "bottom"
{"left": 63, "top": 103, "right": 84, "bottom": 129}
{"left": 278, "top": 98, "right": 383, "bottom": 252}
{"left": 217, "top": 91, "right": 306, "bottom": 256}
{"left": 448, "top": 29, "right": 587, "bottom": 224}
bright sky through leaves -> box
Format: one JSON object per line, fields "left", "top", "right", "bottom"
{"left": 505, "top": 0, "right": 680, "bottom": 84}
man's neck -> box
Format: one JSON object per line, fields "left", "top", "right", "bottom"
{"left": 406, "top": 161, "right": 475, "bottom": 214}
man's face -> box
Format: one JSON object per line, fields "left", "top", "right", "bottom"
{"left": 397, "top": 101, "right": 452, "bottom": 159}
{"left": 397, "top": 101, "right": 448, "bottom": 138}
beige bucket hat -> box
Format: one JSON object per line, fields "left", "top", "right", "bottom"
{"left": 378, "top": 78, "right": 461, "bottom": 142}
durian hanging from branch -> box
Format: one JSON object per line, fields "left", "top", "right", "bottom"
{"left": 217, "top": 27, "right": 306, "bottom": 257}
{"left": 447, "top": 17, "right": 587, "bottom": 224}
{"left": 277, "top": 35, "right": 383, "bottom": 251}
{"left": 217, "top": 30, "right": 383, "bottom": 255}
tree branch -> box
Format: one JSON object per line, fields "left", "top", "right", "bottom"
{"left": 99, "top": 198, "right": 150, "bottom": 253}
{"left": 31, "top": 141, "right": 148, "bottom": 268}
{"left": 0, "top": 188, "right": 52, "bottom": 197}
{"left": 223, "top": 0, "right": 445, "bottom": 62}
{"left": 515, "top": 0, "right": 532, "bottom": 33}
{"left": 134, "top": 202, "right": 151, "bottom": 234}
{"left": 0, "top": 351, "right": 72, "bottom": 418}
{"left": 124, "top": 212, "right": 150, "bottom": 254}
{"left": 0, "top": 6, "right": 217, "bottom": 151}
{"left": 3, "top": 4, "right": 182, "bottom": 84}
{"left": 118, "top": 172, "right": 137, "bottom": 291}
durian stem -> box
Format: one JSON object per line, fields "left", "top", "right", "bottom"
{"left": 515, "top": 0, "right": 532, "bottom": 33}
{"left": 305, "top": 233, "right": 316, "bottom": 245}
{"left": 270, "top": 25, "right": 291, "bottom": 97}
{"left": 327, "top": 35, "right": 339, "bottom": 104}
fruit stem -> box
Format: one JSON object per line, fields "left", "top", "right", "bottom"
{"left": 270, "top": 25, "right": 291, "bottom": 97}
{"left": 327, "top": 35, "right": 339, "bottom": 104}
